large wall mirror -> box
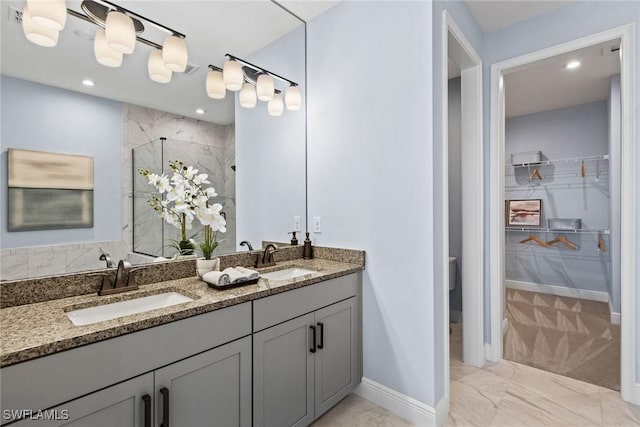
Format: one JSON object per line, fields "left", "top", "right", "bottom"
{"left": 0, "top": 0, "right": 307, "bottom": 281}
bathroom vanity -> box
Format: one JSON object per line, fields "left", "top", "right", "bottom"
{"left": 0, "top": 249, "right": 364, "bottom": 427}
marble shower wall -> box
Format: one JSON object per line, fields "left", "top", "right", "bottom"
{"left": 124, "top": 104, "right": 236, "bottom": 258}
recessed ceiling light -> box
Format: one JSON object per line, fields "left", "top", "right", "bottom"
{"left": 565, "top": 61, "right": 581, "bottom": 70}
{"left": 82, "top": 79, "right": 95, "bottom": 87}
{"left": 196, "top": 108, "right": 205, "bottom": 115}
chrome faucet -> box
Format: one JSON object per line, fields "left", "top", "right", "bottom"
{"left": 255, "top": 244, "right": 278, "bottom": 268}
{"left": 98, "top": 260, "right": 139, "bottom": 296}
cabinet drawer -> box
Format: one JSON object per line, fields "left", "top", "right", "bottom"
{"left": 0, "top": 302, "right": 251, "bottom": 421}
{"left": 253, "top": 274, "right": 358, "bottom": 332}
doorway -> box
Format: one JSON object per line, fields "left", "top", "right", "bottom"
{"left": 441, "top": 11, "right": 484, "bottom": 401}
{"left": 488, "top": 24, "right": 637, "bottom": 402}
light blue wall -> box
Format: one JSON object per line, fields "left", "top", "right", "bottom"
{"left": 0, "top": 76, "right": 122, "bottom": 248}
{"left": 307, "top": 1, "right": 437, "bottom": 406}
{"left": 480, "top": 0, "right": 640, "bottom": 381}
{"left": 235, "top": 25, "right": 306, "bottom": 249}
{"left": 504, "top": 102, "right": 611, "bottom": 297}
{"left": 608, "top": 75, "right": 621, "bottom": 314}
{"left": 432, "top": 0, "right": 484, "bottom": 404}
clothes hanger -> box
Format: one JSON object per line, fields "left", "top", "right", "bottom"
{"left": 546, "top": 235, "right": 578, "bottom": 250}
{"left": 519, "top": 234, "right": 550, "bottom": 247}
{"left": 529, "top": 168, "right": 543, "bottom": 180}
{"left": 598, "top": 237, "right": 607, "bottom": 253}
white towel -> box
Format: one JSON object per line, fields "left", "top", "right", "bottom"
{"left": 222, "top": 267, "right": 249, "bottom": 283}
{"left": 235, "top": 266, "right": 260, "bottom": 280}
{"left": 202, "top": 271, "right": 230, "bottom": 287}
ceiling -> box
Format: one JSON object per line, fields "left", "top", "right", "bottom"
{"left": 504, "top": 40, "right": 621, "bottom": 118}
{"left": 279, "top": 1, "right": 340, "bottom": 22}
{"left": 1, "top": 1, "right": 306, "bottom": 124}
{"left": 464, "top": 0, "right": 573, "bottom": 33}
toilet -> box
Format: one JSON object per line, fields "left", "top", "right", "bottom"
{"left": 449, "top": 257, "right": 456, "bottom": 290}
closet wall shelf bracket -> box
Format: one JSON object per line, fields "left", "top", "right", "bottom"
{"left": 505, "top": 227, "right": 610, "bottom": 235}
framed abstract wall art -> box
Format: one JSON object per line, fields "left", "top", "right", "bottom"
{"left": 7, "top": 148, "right": 94, "bottom": 231}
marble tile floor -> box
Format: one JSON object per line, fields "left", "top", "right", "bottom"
{"left": 312, "top": 393, "right": 414, "bottom": 427}
{"left": 315, "top": 324, "right": 640, "bottom": 426}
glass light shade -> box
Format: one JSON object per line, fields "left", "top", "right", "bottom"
{"left": 27, "top": 0, "right": 67, "bottom": 31}
{"left": 22, "top": 6, "right": 59, "bottom": 47}
{"left": 162, "top": 35, "right": 188, "bottom": 72}
{"left": 148, "top": 49, "right": 172, "bottom": 83}
{"left": 105, "top": 11, "right": 135, "bottom": 54}
{"left": 285, "top": 85, "right": 301, "bottom": 110}
{"left": 94, "top": 29, "right": 122, "bottom": 67}
{"left": 223, "top": 60, "right": 243, "bottom": 91}
{"left": 256, "top": 74, "right": 274, "bottom": 102}
{"left": 239, "top": 83, "right": 257, "bottom": 109}
{"left": 267, "top": 93, "right": 284, "bottom": 117}
{"left": 206, "top": 70, "right": 226, "bottom": 99}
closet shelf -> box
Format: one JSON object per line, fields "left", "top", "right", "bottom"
{"left": 505, "top": 154, "right": 609, "bottom": 168}
{"left": 505, "top": 227, "right": 609, "bottom": 235}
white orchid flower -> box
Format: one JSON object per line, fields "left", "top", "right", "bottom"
{"left": 193, "top": 173, "right": 210, "bottom": 185}
{"left": 171, "top": 174, "right": 185, "bottom": 185}
{"left": 157, "top": 176, "right": 171, "bottom": 193}
{"left": 205, "top": 187, "right": 218, "bottom": 198}
{"left": 184, "top": 166, "right": 197, "bottom": 179}
{"left": 166, "top": 185, "right": 183, "bottom": 202}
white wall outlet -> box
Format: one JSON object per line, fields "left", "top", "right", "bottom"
{"left": 313, "top": 216, "right": 322, "bottom": 233}
{"left": 293, "top": 216, "right": 301, "bottom": 232}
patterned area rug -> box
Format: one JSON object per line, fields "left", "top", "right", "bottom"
{"left": 503, "top": 288, "right": 620, "bottom": 390}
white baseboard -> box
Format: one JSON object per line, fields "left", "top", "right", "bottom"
{"left": 610, "top": 312, "right": 621, "bottom": 325}
{"left": 355, "top": 377, "right": 448, "bottom": 426}
{"left": 607, "top": 299, "right": 621, "bottom": 325}
{"left": 505, "top": 280, "right": 609, "bottom": 303}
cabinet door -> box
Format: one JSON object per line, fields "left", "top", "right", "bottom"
{"left": 253, "top": 313, "right": 315, "bottom": 427}
{"left": 154, "top": 336, "right": 251, "bottom": 427}
{"left": 314, "top": 298, "right": 357, "bottom": 417}
{"left": 9, "top": 373, "right": 153, "bottom": 427}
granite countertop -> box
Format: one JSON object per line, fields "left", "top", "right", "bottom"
{"left": 0, "top": 258, "right": 363, "bottom": 367}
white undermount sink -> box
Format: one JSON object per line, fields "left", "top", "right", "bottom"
{"left": 261, "top": 267, "right": 317, "bottom": 281}
{"left": 66, "top": 292, "right": 193, "bottom": 326}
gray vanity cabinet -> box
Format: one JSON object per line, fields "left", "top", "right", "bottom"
{"left": 253, "top": 313, "right": 316, "bottom": 427}
{"left": 9, "top": 336, "right": 251, "bottom": 427}
{"left": 313, "top": 298, "right": 358, "bottom": 417}
{"left": 153, "top": 335, "right": 252, "bottom": 427}
{"left": 9, "top": 373, "right": 153, "bottom": 427}
{"left": 253, "top": 297, "right": 358, "bottom": 427}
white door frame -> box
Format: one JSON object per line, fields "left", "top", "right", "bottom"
{"left": 488, "top": 24, "right": 637, "bottom": 404}
{"left": 441, "top": 10, "right": 484, "bottom": 401}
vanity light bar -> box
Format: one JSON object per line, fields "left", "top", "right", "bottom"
{"left": 223, "top": 53, "right": 298, "bottom": 87}
{"left": 66, "top": 8, "right": 162, "bottom": 50}
{"left": 207, "top": 64, "right": 284, "bottom": 94}
{"left": 86, "top": 0, "right": 185, "bottom": 38}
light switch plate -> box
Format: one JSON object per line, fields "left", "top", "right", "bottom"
{"left": 293, "top": 216, "right": 301, "bottom": 232}
{"left": 313, "top": 216, "right": 321, "bottom": 233}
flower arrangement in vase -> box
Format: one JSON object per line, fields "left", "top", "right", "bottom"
{"left": 138, "top": 160, "right": 226, "bottom": 277}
